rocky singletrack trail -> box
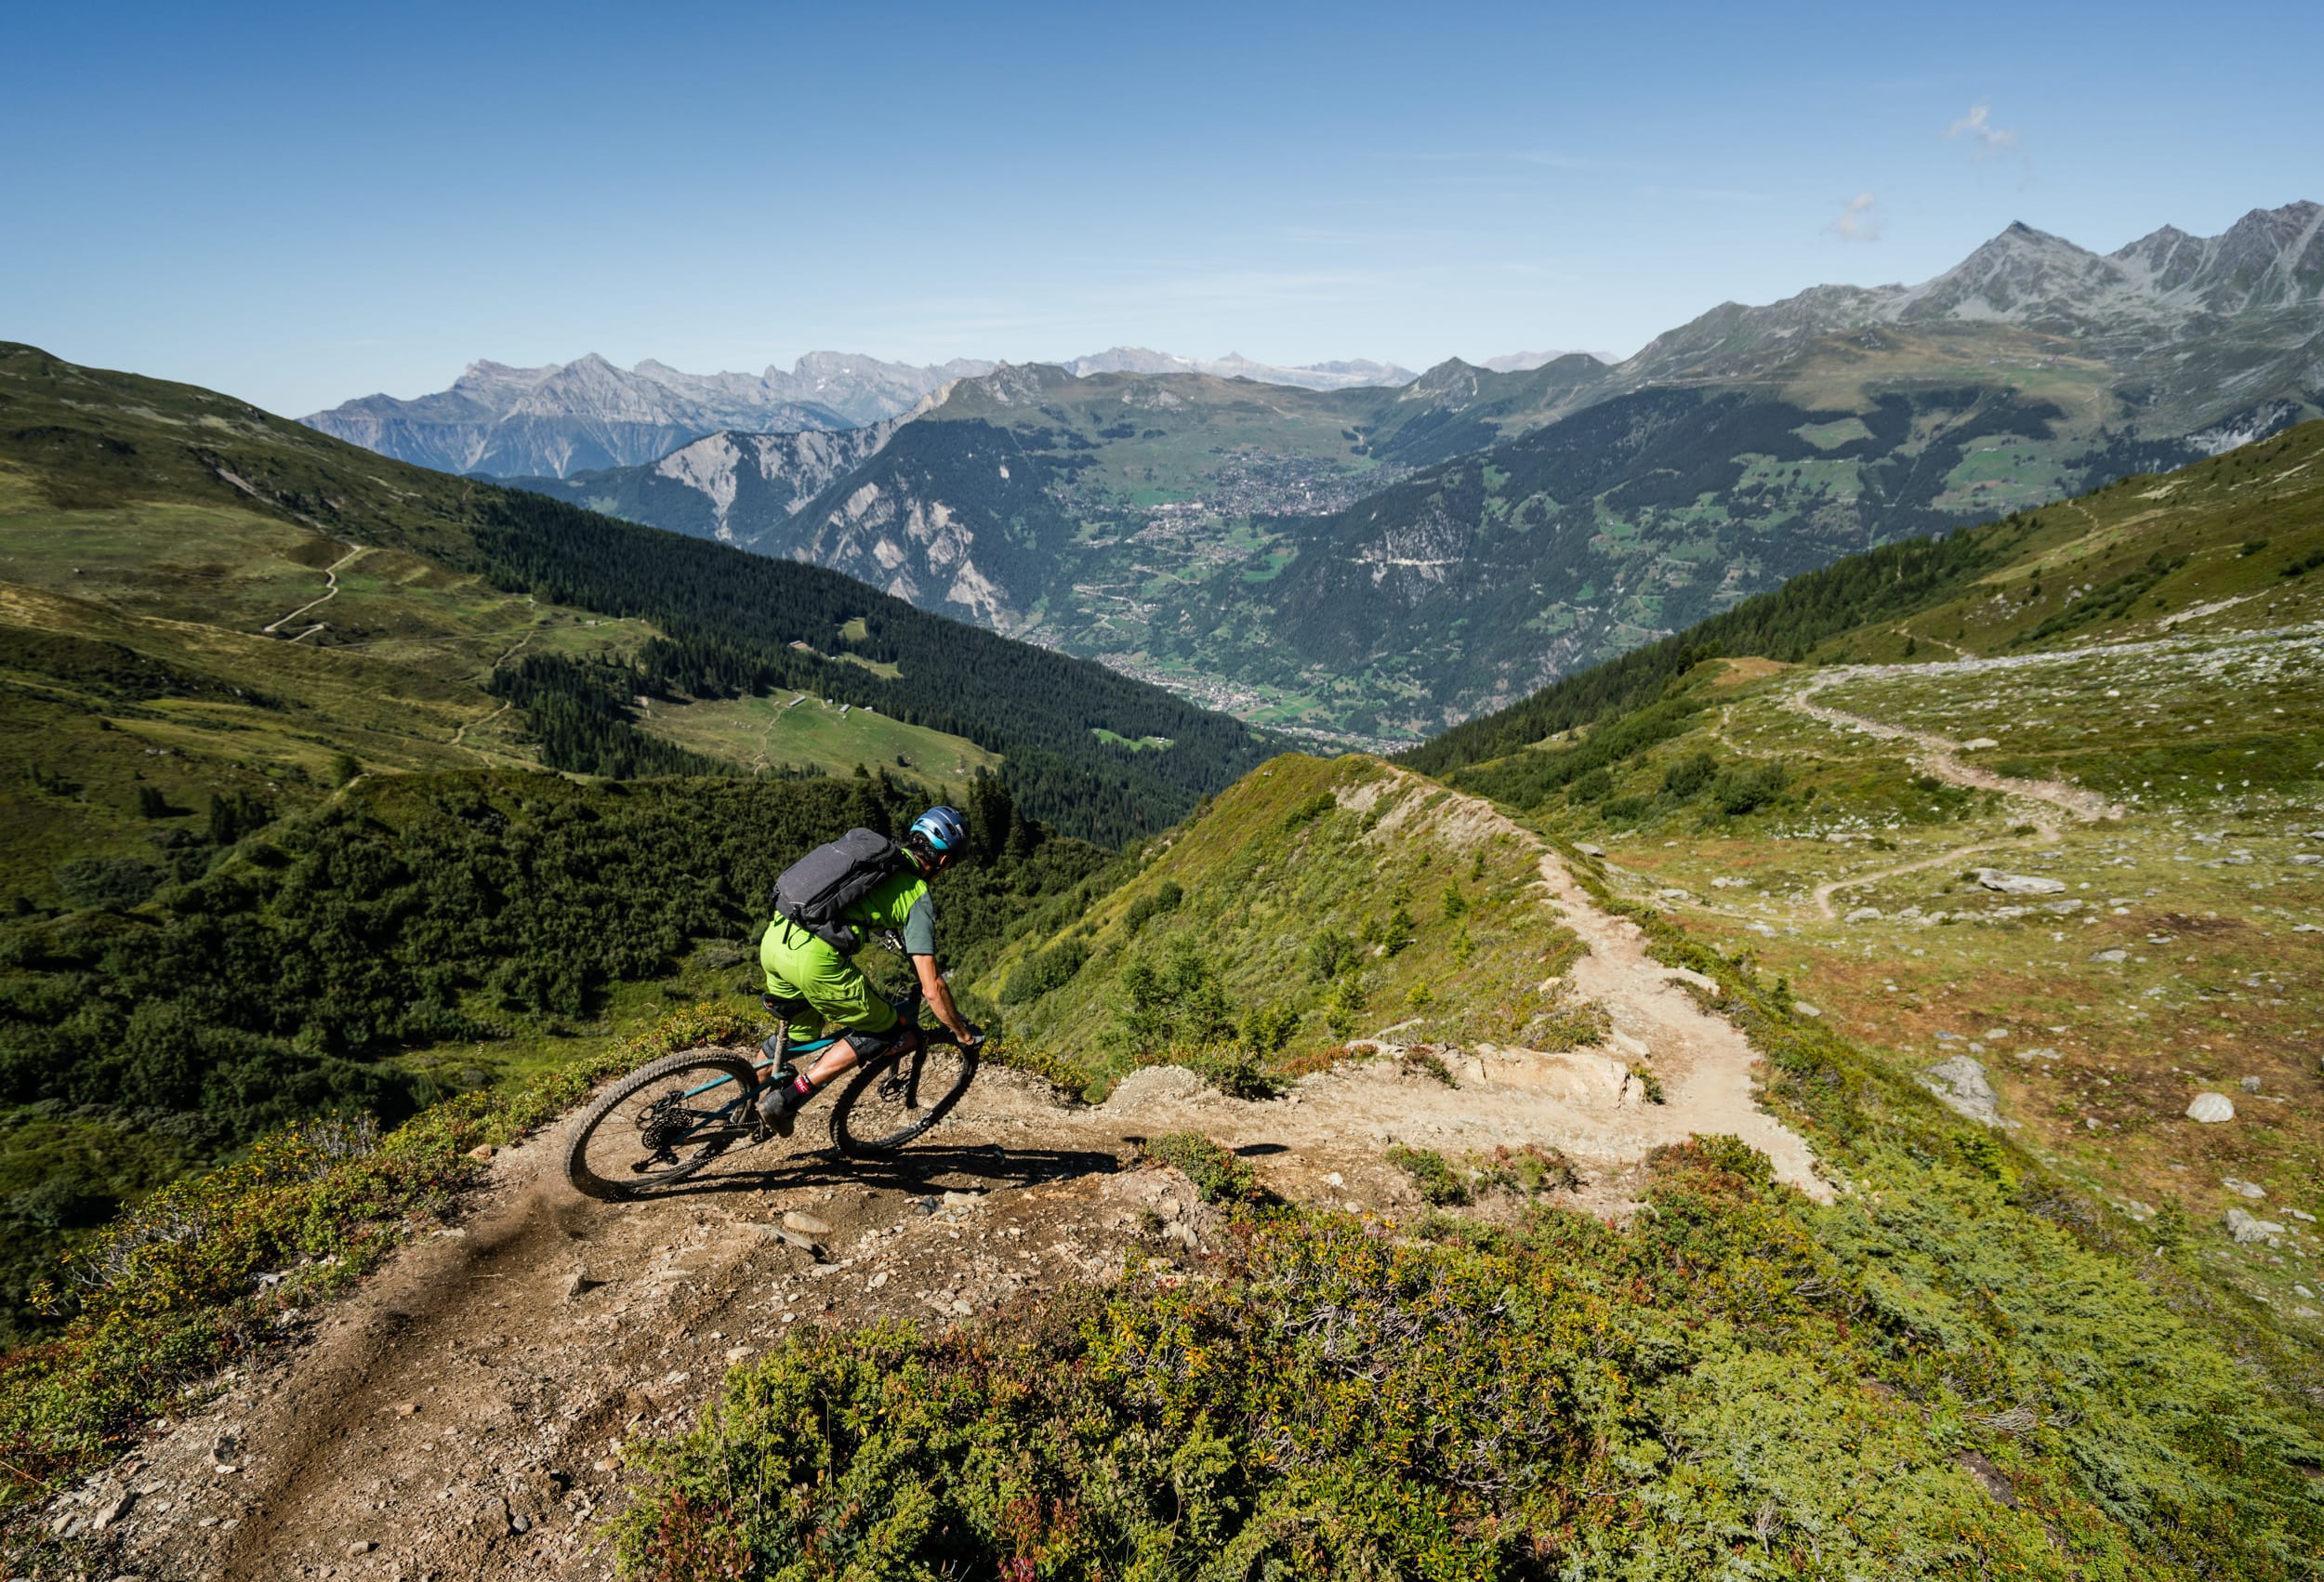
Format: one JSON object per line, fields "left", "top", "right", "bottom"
{"left": 1776, "top": 661, "right": 2126, "bottom": 920}
{"left": 87, "top": 778, "right": 1829, "bottom": 1581}
{"left": 1785, "top": 668, "right": 2125, "bottom": 825}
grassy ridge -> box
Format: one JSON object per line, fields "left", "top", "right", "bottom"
{"left": 972, "top": 754, "right": 1600, "bottom": 1097}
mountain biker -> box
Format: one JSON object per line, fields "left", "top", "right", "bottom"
{"left": 755, "top": 805, "right": 981, "bottom": 1132}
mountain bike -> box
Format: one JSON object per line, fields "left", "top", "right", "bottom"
{"left": 562, "top": 933, "right": 980, "bottom": 1201}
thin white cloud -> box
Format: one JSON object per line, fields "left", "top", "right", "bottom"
{"left": 1946, "top": 100, "right": 2021, "bottom": 158}
{"left": 1829, "top": 191, "right": 1883, "bottom": 243}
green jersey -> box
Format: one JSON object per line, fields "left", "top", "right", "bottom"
{"left": 840, "top": 868, "right": 936, "bottom": 957}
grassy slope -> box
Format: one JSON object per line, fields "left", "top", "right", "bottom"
{"left": 972, "top": 753, "right": 1594, "bottom": 1092}
{"left": 0, "top": 343, "right": 1273, "bottom": 847}
{"left": 1380, "top": 425, "right": 2324, "bottom": 1410}
{"left": 1406, "top": 417, "right": 2324, "bottom": 775}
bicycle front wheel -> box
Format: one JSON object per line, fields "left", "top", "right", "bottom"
{"left": 830, "top": 1037, "right": 978, "bottom": 1156}
{"left": 565, "top": 1047, "right": 759, "bottom": 1201}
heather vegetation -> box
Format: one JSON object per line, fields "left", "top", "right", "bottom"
{"left": 628, "top": 1117, "right": 2324, "bottom": 1579}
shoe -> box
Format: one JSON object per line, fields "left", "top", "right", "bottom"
{"left": 757, "top": 1075, "right": 802, "bottom": 1137}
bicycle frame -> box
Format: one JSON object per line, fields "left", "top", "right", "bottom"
{"left": 669, "top": 955, "right": 940, "bottom": 1137}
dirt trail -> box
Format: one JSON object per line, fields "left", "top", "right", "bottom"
{"left": 261, "top": 545, "right": 368, "bottom": 639}
{"left": 448, "top": 700, "right": 512, "bottom": 753}
{"left": 1777, "top": 665, "right": 2120, "bottom": 920}
{"left": 1786, "top": 670, "right": 2123, "bottom": 824}
{"left": 84, "top": 776, "right": 1829, "bottom": 1581}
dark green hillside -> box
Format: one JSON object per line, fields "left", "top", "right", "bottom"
{"left": 1274, "top": 378, "right": 2157, "bottom": 732}
{"left": 0, "top": 344, "right": 1270, "bottom": 844}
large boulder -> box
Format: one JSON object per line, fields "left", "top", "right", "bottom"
{"left": 1972, "top": 868, "right": 2067, "bottom": 895}
{"left": 2225, "top": 1207, "right": 2285, "bottom": 1246}
{"left": 1919, "top": 1056, "right": 2003, "bottom": 1127}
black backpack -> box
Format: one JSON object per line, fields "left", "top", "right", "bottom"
{"left": 771, "top": 828, "right": 906, "bottom": 950}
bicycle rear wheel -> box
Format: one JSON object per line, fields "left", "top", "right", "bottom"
{"left": 829, "top": 1037, "right": 978, "bottom": 1156}
{"left": 565, "top": 1047, "right": 759, "bottom": 1201}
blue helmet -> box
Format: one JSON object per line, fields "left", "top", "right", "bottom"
{"left": 909, "top": 805, "right": 969, "bottom": 861}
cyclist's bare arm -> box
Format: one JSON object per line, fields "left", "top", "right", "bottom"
{"left": 914, "top": 954, "right": 978, "bottom": 1045}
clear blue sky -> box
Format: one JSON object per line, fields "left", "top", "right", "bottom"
{"left": 7, "top": 0, "right": 2317, "bottom": 417}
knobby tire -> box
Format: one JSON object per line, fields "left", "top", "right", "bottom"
{"left": 565, "top": 1047, "right": 759, "bottom": 1201}
{"left": 829, "top": 1036, "right": 979, "bottom": 1156}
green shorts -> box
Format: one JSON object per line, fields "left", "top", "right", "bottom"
{"left": 760, "top": 919, "right": 900, "bottom": 1035}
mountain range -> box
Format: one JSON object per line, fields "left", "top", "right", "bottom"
{"left": 506, "top": 204, "right": 2321, "bottom": 741}
{"left": 302, "top": 347, "right": 1425, "bottom": 479}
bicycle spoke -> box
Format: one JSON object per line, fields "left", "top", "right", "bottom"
{"left": 566, "top": 1048, "right": 758, "bottom": 1200}
{"left": 832, "top": 1040, "right": 978, "bottom": 1155}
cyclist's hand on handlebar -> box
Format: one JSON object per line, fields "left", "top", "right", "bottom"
{"left": 954, "top": 1022, "right": 984, "bottom": 1049}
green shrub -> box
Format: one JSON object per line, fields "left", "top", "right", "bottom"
{"left": 1710, "top": 760, "right": 1789, "bottom": 815}
{"left": 1238, "top": 1001, "right": 1301, "bottom": 1054}
{"left": 1386, "top": 1143, "right": 1469, "bottom": 1205}
{"left": 1304, "top": 928, "right": 1357, "bottom": 982}
{"left": 1120, "top": 879, "right": 1184, "bottom": 935}
{"left": 1567, "top": 766, "right": 1616, "bottom": 803}
{"left": 50, "top": 857, "right": 163, "bottom": 910}
{"left": 1280, "top": 790, "right": 1338, "bottom": 830}
{"left": 1475, "top": 1142, "right": 1580, "bottom": 1196}
{"left": 1321, "top": 974, "right": 1370, "bottom": 1035}
{"left": 1660, "top": 750, "right": 1717, "bottom": 799}
{"left": 997, "top": 937, "right": 1088, "bottom": 1004}
{"left": 1109, "top": 940, "right": 1235, "bottom": 1055}
{"left": 1139, "top": 1131, "right": 1265, "bottom": 1204}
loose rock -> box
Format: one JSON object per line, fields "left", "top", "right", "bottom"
{"left": 1973, "top": 868, "right": 2067, "bottom": 896}
{"left": 2225, "top": 1207, "right": 2285, "bottom": 1246}
{"left": 1918, "top": 1056, "right": 2003, "bottom": 1127}
{"left": 2185, "top": 1092, "right": 2236, "bottom": 1124}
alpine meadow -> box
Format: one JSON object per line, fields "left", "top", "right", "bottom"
{"left": 5, "top": 9, "right": 2323, "bottom": 1579}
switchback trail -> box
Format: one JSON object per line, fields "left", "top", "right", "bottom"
{"left": 1778, "top": 659, "right": 2120, "bottom": 920}
{"left": 261, "top": 544, "right": 367, "bottom": 639}
{"left": 82, "top": 774, "right": 1829, "bottom": 1581}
